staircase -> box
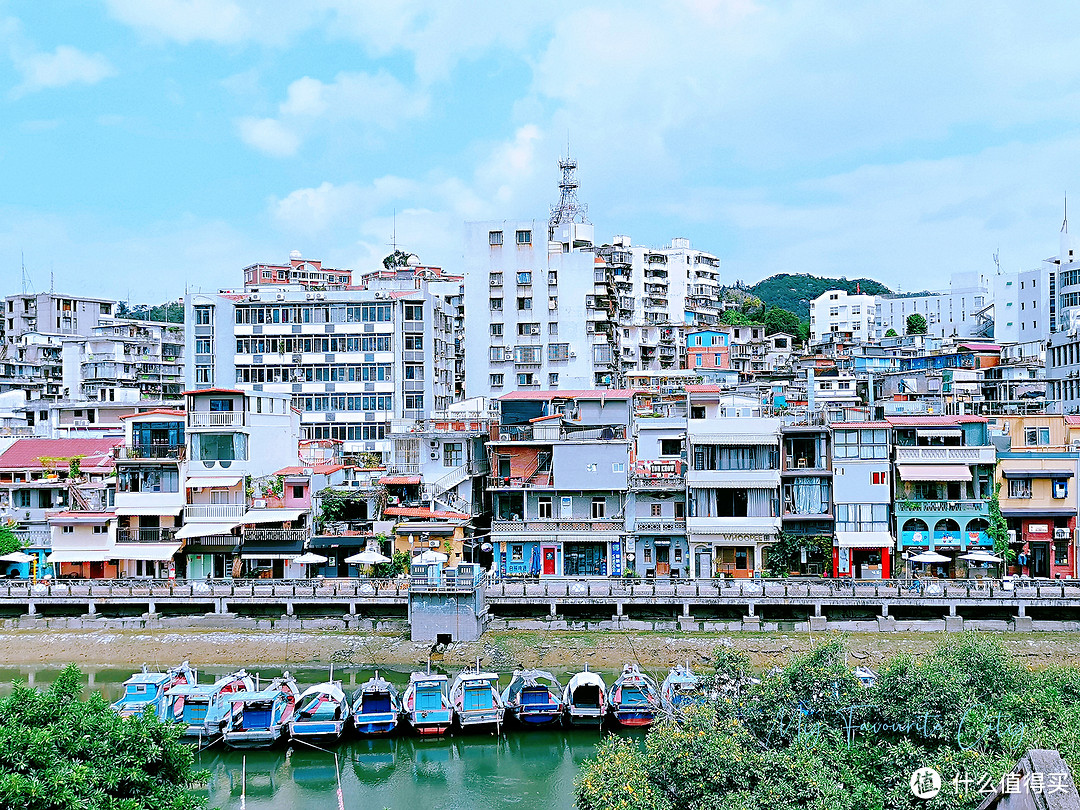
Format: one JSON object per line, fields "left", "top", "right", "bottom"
{"left": 524, "top": 451, "right": 552, "bottom": 486}
{"left": 424, "top": 461, "right": 489, "bottom": 514}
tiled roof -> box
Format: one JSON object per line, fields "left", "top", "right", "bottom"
{"left": 498, "top": 389, "right": 641, "bottom": 401}
{"left": 380, "top": 476, "right": 421, "bottom": 485}
{"left": 384, "top": 506, "right": 470, "bottom": 520}
{"left": 829, "top": 421, "right": 892, "bottom": 428}
{"left": 275, "top": 464, "right": 347, "bottom": 476}
{"left": 886, "top": 415, "right": 988, "bottom": 425}
{"left": 119, "top": 409, "right": 185, "bottom": 420}
{"left": 0, "top": 438, "right": 122, "bottom": 471}
{"left": 685, "top": 384, "right": 721, "bottom": 393}
{"left": 957, "top": 343, "right": 1001, "bottom": 352}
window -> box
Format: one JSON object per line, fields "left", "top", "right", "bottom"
{"left": 511, "top": 544, "right": 523, "bottom": 562}
{"left": 549, "top": 373, "right": 559, "bottom": 385}
{"left": 404, "top": 334, "right": 423, "bottom": 350}
{"left": 1008, "top": 479, "right": 1032, "bottom": 499}
{"left": 644, "top": 547, "right": 652, "bottom": 564}
{"left": 871, "top": 471, "right": 887, "bottom": 485}
{"left": 292, "top": 486, "right": 304, "bottom": 499}
{"left": 548, "top": 322, "right": 558, "bottom": 336}
{"left": 490, "top": 346, "right": 506, "bottom": 362}
{"left": 403, "top": 304, "right": 424, "bottom": 321}
{"left": 404, "top": 393, "right": 424, "bottom": 410}
{"left": 517, "top": 372, "right": 535, "bottom": 386}
{"left": 490, "top": 298, "right": 503, "bottom": 311}
{"left": 547, "top": 343, "right": 569, "bottom": 361}
{"left": 518, "top": 322, "right": 541, "bottom": 336}
{"left": 489, "top": 230, "right": 504, "bottom": 246}
{"left": 489, "top": 272, "right": 503, "bottom": 285}
{"left": 690, "top": 406, "right": 706, "bottom": 420}
{"left": 612, "top": 462, "right": 624, "bottom": 473}
{"left": 517, "top": 272, "right": 532, "bottom": 285}
{"left": 443, "top": 443, "right": 463, "bottom": 467}
{"left": 835, "top": 503, "right": 889, "bottom": 532}
{"left": 209, "top": 398, "right": 233, "bottom": 412}
{"left": 514, "top": 346, "right": 541, "bottom": 363}
{"left": 195, "top": 338, "right": 211, "bottom": 354}
{"left": 193, "top": 307, "right": 212, "bottom": 325}
{"left": 538, "top": 497, "right": 552, "bottom": 519}
{"left": 490, "top": 374, "right": 504, "bottom": 387}
{"left": 62, "top": 525, "right": 73, "bottom": 534}
{"left": 1053, "top": 479, "right": 1069, "bottom": 499}
{"left": 195, "top": 367, "right": 211, "bottom": 385}
{"left": 591, "top": 498, "right": 606, "bottom": 519}
{"left": 517, "top": 297, "right": 532, "bottom": 311}
{"left": 1055, "top": 540, "right": 1070, "bottom": 566}
{"left": 93, "top": 525, "right": 107, "bottom": 534}
{"left": 516, "top": 230, "right": 532, "bottom": 245}
{"left": 660, "top": 438, "right": 682, "bottom": 456}
{"left": 651, "top": 503, "right": 662, "bottom": 516}
{"left": 490, "top": 323, "right": 503, "bottom": 337}
{"left": 1024, "top": 427, "right": 1051, "bottom": 446}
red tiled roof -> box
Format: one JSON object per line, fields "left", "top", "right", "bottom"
{"left": 685, "top": 384, "right": 721, "bottom": 393}
{"left": 498, "top": 389, "right": 641, "bottom": 401}
{"left": 380, "top": 475, "right": 421, "bottom": 485}
{"left": 1066, "top": 415, "right": 1080, "bottom": 425}
{"left": 829, "top": 421, "right": 892, "bottom": 428}
{"left": 275, "top": 464, "right": 347, "bottom": 476}
{"left": 0, "top": 438, "right": 122, "bottom": 472}
{"left": 886, "top": 415, "right": 987, "bottom": 425}
{"left": 48, "top": 511, "right": 113, "bottom": 521}
{"left": 384, "top": 506, "right": 470, "bottom": 520}
{"left": 119, "top": 409, "right": 185, "bottom": 420}
{"left": 529, "top": 414, "right": 563, "bottom": 423}
{"left": 182, "top": 388, "right": 243, "bottom": 395}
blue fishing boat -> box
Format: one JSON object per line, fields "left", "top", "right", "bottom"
{"left": 450, "top": 663, "right": 505, "bottom": 733}
{"left": 289, "top": 673, "right": 351, "bottom": 745}
{"left": 222, "top": 673, "right": 300, "bottom": 749}
{"left": 165, "top": 669, "right": 254, "bottom": 740}
{"left": 608, "top": 663, "right": 660, "bottom": 728}
{"left": 501, "top": 669, "right": 564, "bottom": 727}
{"left": 660, "top": 663, "right": 701, "bottom": 714}
{"left": 563, "top": 666, "right": 607, "bottom": 727}
{"left": 112, "top": 662, "right": 195, "bottom": 720}
{"left": 352, "top": 672, "right": 402, "bottom": 737}
{"left": 403, "top": 671, "right": 453, "bottom": 736}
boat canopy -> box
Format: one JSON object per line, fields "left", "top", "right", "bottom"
{"left": 229, "top": 690, "right": 288, "bottom": 702}
{"left": 567, "top": 671, "right": 607, "bottom": 694}
{"left": 298, "top": 683, "right": 347, "bottom": 704}
{"left": 504, "top": 670, "right": 561, "bottom": 702}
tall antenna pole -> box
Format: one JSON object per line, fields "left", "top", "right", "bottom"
{"left": 548, "top": 147, "right": 589, "bottom": 240}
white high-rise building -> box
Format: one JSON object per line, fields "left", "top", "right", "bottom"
{"left": 874, "top": 272, "right": 991, "bottom": 340}
{"left": 808, "top": 290, "right": 878, "bottom": 345}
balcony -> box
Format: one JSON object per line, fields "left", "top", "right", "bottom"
{"left": 894, "top": 499, "right": 990, "bottom": 515}
{"left": 491, "top": 519, "right": 623, "bottom": 534}
{"left": 628, "top": 473, "right": 685, "bottom": 491}
{"left": 487, "top": 473, "right": 553, "bottom": 490}
{"left": 189, "top": 411, "right": 245, "bottom": 428}
{"left": 633, "top": 518, "right": 686, "bottom": 533}
{"left": 13, "top": 529, "right": 51, "bottom": 548}
{"left": 116, "top": 527, "right": 178, "bottom": 544}
{"left": 242, "top": 528, "right": 310, "bottom": 544}
{"left": 115, "top": 444, "right": 186, "bottom": 461}
{"left": 686, "top": 516, "right": 781, "bottom": 535}
{"left": 315, "top": 520, "right": 374, "bottom": 537}
{"left": 894, "top": 446, "right": 995, "bottom": 464}
{"left": 184, "top": 503, "right": 246, "bottom": 520}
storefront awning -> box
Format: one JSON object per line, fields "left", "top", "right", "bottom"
{"left": 240, "top": 509, "right": 306, "bottom": 525}
{"left": 897, "top": 464, "right": 971, "bottom": 482}
{"left": 1002, "top": 469, "right": 1074, "bottom": 479}
{"left": 240, "top": 536, "right": 305, "bottom": 560}
{"left": 174, "top": 522, "right": 239, "bottom": 540}
{"left": 47, "top": 549, "right": 111, "bottom": 563}
{"left": 185, "top": 476, "right": 242, "bottom": 489}
{"left": 307, "top": 535, "right": 370, "bottom": 549}
{"left": 111, "top": 543, "right": 181, "bottom": 560}
{"left": 836, "top": 531, "right": 895, "bottom": 549}
{"left": 688, "top": 478, "right": 779, "bottom": 489}
{"left": 114, "top": 505, "right": 184, "bottom": 516}
{"left": 915, "top": 428, "right": 962, "bottom": 438}
{"left": 690, "top": 433, "right": 778, "bottom": 445}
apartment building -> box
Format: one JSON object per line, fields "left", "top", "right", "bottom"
{"left": 780, "top": 424, "right": 833, "bottom": 574}
{"left": 809, "top": 290, "right": 878, "bottom": 345}
{"left": 874, "top": 272, "right": 991, "bottom": 340}
{"left": 61, "top": 318, "right": 184, "bottom": 404}
{"left": 995, "top": 415, "right": 1078, "bottom": 578}
{"left": 685, "top": 386, "right": 781, "bottom": 579}
{"left": 488, "top": 390, "right": 633, "bottom": 578}
{"left": 891, "top": 415, "right": 996, "bottom": 578}
{"left": 186, "top": 260, "right": 456, "bottom": 460}
{"left": 830, "top": 421, "right": 893, "bottom": 579}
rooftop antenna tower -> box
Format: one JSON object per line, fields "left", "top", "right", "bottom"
{"left": 1063, "top": 193, "right": 1069, "bottom": 233}
{"left": 548, "top": 140, "right": 589, "bottom": 240}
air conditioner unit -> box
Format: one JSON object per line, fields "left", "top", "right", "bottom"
{"left": 315, "top": 292, "right": 325, "bottom": 300}
{"left": 490, "top": 280, "right": 499, "bottom": 287}
{"left": 430, "top": 451, "right": 439, "bottom": 459}
{"left": 387, "top": 495, "right": 401, "bottom": 505}
{"left": 1055, "top": 528, "right": 1071, "bottom": 539}
{"left": 569, "top": 351, "right": 576, "bottom": 358}
{"left": 249, "top": 294, "right": 261, "bottom": 301}
{"left": 275, "top": 293, "right": 285, "bottom": 301}
{"left": 499, "top": 432, "right": 512, "bottom": 441}
{"left": 253, "top": 499, "right": 266, "bottom": 508}
{"left": 1007, "top": 529, "right": 1016, "bottom": 543}
{"left": 429, "top": 439, "right": 439, "bottom": 447}
{"left": 306, "top": 293, "right": 314, "bottom": 300}
{"left": 428, "top": 539, "right": 440, "bottom": 548}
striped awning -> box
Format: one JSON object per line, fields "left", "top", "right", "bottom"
{"left": 836, "top": 531, "right": 894, "bottom": 549}
{"left": 897, "top": 464, "right": 971, "bottom": 482}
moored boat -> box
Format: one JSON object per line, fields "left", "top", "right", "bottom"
{"left": 289, "top": 674, "right": 351, "bottom": 745}
{"left": 222, "top": 673, "right": 300, "bottom": 749}
{"left": 166, "top": 668, "right": 254, "bottom": 740}
{"left": 660, "top": 663, "right": 700, "bottom": 714}
{"left": 563, "top": 666, "right": 607, "bottom": 727}
{"left": 112, "top": 662, "right": 195, "bottom": 720}
{"left": 608, "top": 663, "right": 660, "bottom": 728}
{"left": 352, "top": 672, "right": 402, "bottom": 737}
{"left": 450, "top": 663, "right": 505, "bottom": 733}
{"left": 501, "top": 669, "right": 564, "bottom": 727}
{"left": 403, "top": 671, "right": 453, "bottom": 736}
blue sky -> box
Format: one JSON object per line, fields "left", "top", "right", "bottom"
{"left": 2, "top": 1, "right": 1080, "bottom": 302}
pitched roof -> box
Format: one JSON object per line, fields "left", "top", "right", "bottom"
{"left": 885, "top": 415, "right": 988, "bottom": 425}
{"left": 380, "top": 475, "right": 420, "bottom": 485}
{"left": 0, "top": 438, "right": 122, "bottom": 472}
{"left": 119, "top": 409, "right": 185, "bottom": 420}
{"left": 274, "top": 464, "right": 347, "bottom": 476}
{"left": 384, "top": 506, "right": 471, "bottom": 520}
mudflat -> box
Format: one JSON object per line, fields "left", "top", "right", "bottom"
{"left": 2, "top": 628, "right": 1080, "bottom": 670}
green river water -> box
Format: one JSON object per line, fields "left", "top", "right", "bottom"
{"left": 0, "top": 665, "right": 643, "bottom": 810}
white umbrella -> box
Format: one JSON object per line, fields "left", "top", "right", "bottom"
{"left": 345, "top": 550, "right": 391, "bottom": 565}
{"left": 293, "top": 552, "right": 328, "bottom": 564}
{"left": 909, "top": 550, "right": 951, "bottom": 564}
{"left": 412, "top": 550, "right": 449, "bottom": 564}
{"left": 0, "top": 551, "right": 35, "bottom": 564}
{"left": 959, "top": 550, "right": 1003, "bottom": 563}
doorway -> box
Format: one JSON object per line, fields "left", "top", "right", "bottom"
{"left": 1030, "top": 542, "right": 1050, "bottom": 578}
{"left": 695, "top": 551, "right": 711, "bottom": 579}
{"left": 655, "top": 545, "right": 670, "bottom": 576}
{"left": 542, "top": 547, "right": 556, "bottom": 576}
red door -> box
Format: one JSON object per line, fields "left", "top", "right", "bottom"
{"left": 542, "top": 548, "right": 556, "bottom": 576}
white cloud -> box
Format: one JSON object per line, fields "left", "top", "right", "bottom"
{"left": 105, "top": 0, "right": 250, "bottom": 45}
{"left": 11, "top": 45, "right": 115, "bottom": 96}
{"left": 236, "top": 116, "right": 301, "bottom": 157}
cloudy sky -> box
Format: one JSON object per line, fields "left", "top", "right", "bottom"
{"left": 2, "top": 1, "right": 1080, "bottom": 302}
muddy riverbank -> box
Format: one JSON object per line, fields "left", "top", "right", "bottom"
{"left": 3, "top": 627, "right": 1080, "bottom": 671}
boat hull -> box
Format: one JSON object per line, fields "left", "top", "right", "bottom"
{"left": 514, "top": 708, "right": 562, "bottom": 726}
{"left": 354, "top": 711, "right": 400, "bottom": 737}
{"left": 565, "top": 708, "right": 605, "bottom": 727}
{"left": 409, "top": 710, "right": 453, "bottom": 736}
{"left": 456, "top": 709, "right": 505, "bottom": 733}
{"left": 290, "top": 721, "right": 346, "bottom": 745}
{"left": 611, "top": 710, "right": 655, "bottom": 728}
{"left": 224, "top": 727, "right": 286, "bottom": 749}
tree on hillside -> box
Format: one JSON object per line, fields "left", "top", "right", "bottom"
{"left": 0, "top": 665, "right": 203, "bottom": 809}
{"left": 906, "top": 313, "right": 928, "bottom": 335}
{"left": 761, "top": 307, "right": 807, "bottom": 341}
{"left": 719, "top": 310, "right": 758, "bottom": 326}
{"left": 742, "top": 273, "right": 893, "bottom": 319}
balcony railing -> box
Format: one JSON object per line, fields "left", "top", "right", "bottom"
{"left": 492, "top": 519, "right": 623, "bottom": 533}
{"left": 894, "top": 499, "right": 989, "bottom": 514}
{"left": 184, "top": 504, "right": 246, "bottom": 520}
{"left": 243, "top": 528, "right": 310, "bottom": 544}
{"left": 13, "top": 530, "right": 51, "bottom": 548}
{"left": 628, "top": 473, "right": 685, "bottom": 490}
{"left": 894, "top": 446, "right": 995, "bottom": 463}
{"left": 633, "top": 519, "right": 686, "bottom": 533}
{"left": 115, "top": 444, "right": 186, "bottom": 460}
{"left": 315, "top": 521, "right": 374, "bottom": 537}
{"left": 487, "top": 474, "right": 553, "bottom": 489}
{"left": 116, "top": 527, "right": 177, "bottom": 544}
{"left": 189, "top": 412, "right": 244, "bottom": 428}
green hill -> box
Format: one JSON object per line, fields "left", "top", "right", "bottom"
{"left": 745, "top": 274, "right": 893, "bottom": 319}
